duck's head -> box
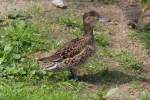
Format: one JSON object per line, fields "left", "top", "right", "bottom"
{"left": 83, "top": 10, "right": 100, "bottom": 34}
{"left": 83, "top": 10, "right": 100, "bottom": 26}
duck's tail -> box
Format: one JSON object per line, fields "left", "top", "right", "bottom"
{"left": 38, "top": 61, "right": 57, "bottom": 71}
{"left": 38, "top": 59, "right": 66, "bottom": 71}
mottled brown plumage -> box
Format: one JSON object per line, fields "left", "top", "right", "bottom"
{"left": 38, "top": 11, "right": 100, "bottom": 80}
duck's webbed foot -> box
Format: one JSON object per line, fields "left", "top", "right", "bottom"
{"left": 69, "top": 67, "right": 81, "bottom": 81}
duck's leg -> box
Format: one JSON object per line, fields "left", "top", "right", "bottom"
{"left": 69, "top": 67, "right": 80, "bottom": 81}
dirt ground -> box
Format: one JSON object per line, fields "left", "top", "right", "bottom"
{"left": 0, "top": 0, "right": 150, "bottom": 99}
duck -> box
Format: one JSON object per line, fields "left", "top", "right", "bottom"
{"left": 38, "top": 10, "right": 100, "bottom": 80}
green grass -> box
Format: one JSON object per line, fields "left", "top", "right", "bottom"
{"left": 116, "top": 51, "right": 143, "bottom": 71}
{"left": 94, "top": 31, "right": 111, "bottom": 47}
{"left": 0, "top": 79, "right": 81, "bottom": 100}
{"left": 128, "top": 24, "right": 150, "bottom": 50}
{"left": 57, "top": 15, "right": 82, "bottom": 29}
{"left": 97, "top": 0, "right": 118, "bottom": 4}
{"left": 0, "top": 19, "right": 54, "bottom": 79}
{"left": 138, "top": 24, "right": 150, "bottom": 50}
{"left": 140, "top": 90, "right": 150, "bottom": 100}
{"left": 141, "top": 0, "right": 150, "bottom": 8}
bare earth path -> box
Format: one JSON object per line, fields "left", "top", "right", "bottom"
{"left": 106, "top": 5, "right": 150, "bottom": 99}
{"left": 111, "top": 6, "right": 150, "bottom": 74}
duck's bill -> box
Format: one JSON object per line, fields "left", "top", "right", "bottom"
{"left": 98, "top": 16, "right": 111, "bottom": 23}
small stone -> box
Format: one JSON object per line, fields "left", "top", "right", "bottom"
{"left": 52, "top": 0, "right": 67, "bottom": 9}
{"left": 105, "top": 87, "right": 131, "bottom": 100}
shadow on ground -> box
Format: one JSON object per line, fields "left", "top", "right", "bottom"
{"left": 80, "top": 70, "right": 150, "bottom": 85}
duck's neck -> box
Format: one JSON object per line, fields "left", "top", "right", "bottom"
{"left": 83, "top": 22, "right": 94, "bottom": 37}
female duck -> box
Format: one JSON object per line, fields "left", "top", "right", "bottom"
{"left": 38, "top": 11, "right": 100, "bottom": 80}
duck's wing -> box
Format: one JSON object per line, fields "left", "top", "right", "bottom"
{"left": 62, "top": 45, "right": 95, "bottom": 67}
{"left": 41, "top": 45, "right": 95, "bottom": 71}
{"left": 38, "top": 37, "right": 88, "bottom": 63}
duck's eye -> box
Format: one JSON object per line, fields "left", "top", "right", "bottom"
{"left": 85, "top": 17, "right": 93, "bottom": 23}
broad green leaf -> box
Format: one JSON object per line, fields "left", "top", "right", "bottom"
{"left": 4, "top": 44, "right": 12, "bottom": 53}
{"left": 0, "top": 57, "right": 4, "bottom": 64}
